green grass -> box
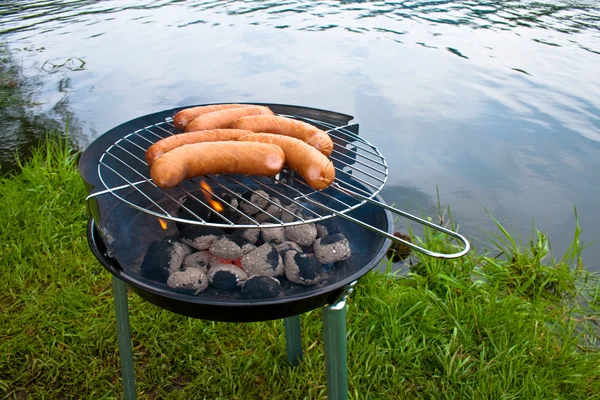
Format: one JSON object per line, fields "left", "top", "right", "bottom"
{"left": 1, "top": 138, "right": 599, "bottom": 399}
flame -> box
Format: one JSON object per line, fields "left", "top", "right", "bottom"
{"left": 158, "top": 218, "right": 168, "bottom": 230}
{"left": 199, "top": 179, "right": 224, "bottom": 212}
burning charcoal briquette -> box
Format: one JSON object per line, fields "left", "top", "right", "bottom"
{"left": 261, "top": 227, "right": 286, "bottom": 244}
{"left": 239, "top": 190, "right": 270, "bottom": 215}
{"left": 167, "top": 268, "right": 209, "bottom": 294}
{"left": 140, "top": 238, "right": 192, "bottom": 282}
{"left": 176, "top": 197, "right": 213, "bottom": 229}
{"left": 241, "top": 243, "right": 284, "bottom": 277}
{"left": 183, "top": 251, "right": 212, "bottom": 273}
{"left": 316, "top": 224, "right": 328, "bottom": 239}
{"left": 273, "top": 241, "right": 303, "bottom": 256}
{"left": 313, "top": 233, "right": 351, "bottom": 264}
{"left": 179, "top": 226, "right": 224, "bottom": 251}
{"left": 220, "top": 192, "right": 240, "bottom": 209}
{"left": 209, "top": 234, "right": 249, "bottom": 260}
{"left": 240, "top": 228, "right": 260, "bottom": 244}
{"left": 242, "top": 242, "right": 257, "bottom": 255}
{"left": 281, "top": 203, "right": 305, "bottom": 223}
{"left": 284, "top": 223, "right": 318, "bottom": 247}
{"left": 284, "top": 251, "right": 323, "bottom": 286}
{"left": 208, "top": 264, "right": 248, "bottom": 290}
{"left": 241, "top": 276, "right": 281, "bottom": 299}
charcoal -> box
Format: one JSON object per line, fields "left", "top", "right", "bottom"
{"left": 280, "top": 203, "right": 305, "bottom": 223}
{"left": 316, "top": 224, "right": 329, "bottom": 239}
{"left": 179, "top": 226, "right": 224, "bottom": 251}
{"left": 284, "top": 251, "right": 323, "bottom": 286}
{"left": 209, "top": 234, "right": 249, "bottom": 260}
{"left": 241, "top": 276, "right": 281, "bottom": 299}
{"left": 220, "top": 192, "right": 240, "bottom": 210}
{"left": 284, "top": 223, "right": 317, "bottom": 246}
{"left": 313, "top": 233, "right": 351, "bottom": 264}
{"left": 183, "top": 251, "right": 211, "bottom": 273}
{"left": 241, "top": 243, "right": 284, "bottom": 277}
{"left": 323, "top": 218, "right": 341, "bottom": 235}
{"left": 140, "top": 238, "right": 192, "bottom": 282}
{"left": 239, "top": 190, "right": 270, "bottom": 215}
{"left": 176, "top": 197, "right": 213, "bottom": 229}
{"left": 240, "top": 228, "right": 261, "bottom": 244}
{"left": 273, "top": 241, "right": 303, "bottom": 256}
{"left": 261, "top": 227, "right": 286, "bottom": 244}
{"left": 255, "top": 211, "right": 276, "bottom": 224}
{"left": 242, "top": 242, "right": 257, "bottom": 255}
{"left": 263, "top": 197, "right": 282, "bottom": 220}
{"left": 167, "top": 268, "right": 209, "bottom": 294}
{"left": 208, "top": 264, "right": 248, "bottom": 290}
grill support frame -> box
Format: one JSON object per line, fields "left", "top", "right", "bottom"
{"left": 108, "top": 250, "right": 353, "bottom": 400}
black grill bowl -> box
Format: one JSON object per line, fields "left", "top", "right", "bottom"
{"left": 81, "top": 104, "right": 394, "bottom": 322}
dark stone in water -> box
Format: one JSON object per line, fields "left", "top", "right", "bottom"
{"left": 241, "top": 276, "right": 281, "bottom": 299}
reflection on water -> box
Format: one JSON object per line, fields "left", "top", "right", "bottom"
{"left": 1, "top": 0, "right": 599, "bottom": 267}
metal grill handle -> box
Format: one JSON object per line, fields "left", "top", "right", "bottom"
{"left": 319, "top": 183, "right": 471, "bottom": 259}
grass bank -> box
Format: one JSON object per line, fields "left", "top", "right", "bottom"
{"left": 1, "top": 138, "right": 599, "bottom": 399}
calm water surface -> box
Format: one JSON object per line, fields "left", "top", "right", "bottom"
{"left": 1, "top": 1, "right": 599, "bottom": 267}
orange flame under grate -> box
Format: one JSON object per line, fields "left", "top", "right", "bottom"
{"left": 200, "top": 179, "right": 224, "bottom": 212}
{"left": 158, "top": 218, "right": 168, "bottom": 230}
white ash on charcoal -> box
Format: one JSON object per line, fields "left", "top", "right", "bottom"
{"left": 139, "top": 237, "right": 192, "bottom": 282}
{"left": 280, "top": 203, "right": 305, "bottom": 223}
{"left": 167, "top": 267, "right": 209, "bottom": 294}
{"left": 284, "top": 223, "right": 318, "bottom": 247}
{"left": 241, "top": 276, "right": 281, "bottom": 299}
{"left": 182, "top": 251, "right": 212, "bottom": 273}
{"left": 239, "top": 228, "right": 261, "bottom": 244}
{"left": 219, "top": 192, "right": 240, "bottom": 210}
{"left": 241, "top": 243, "right": 284, "bottom": 277}
{"left": 261, "top": 227, "right": 286, "bottom": 244}
{"left": 316, "top": 224, "right": 329, "bottom": 239}
{"left": 255, "top": 197, "right": 283, "bottom": 223}
{"left": 241, "top": 242, "right": 257, "bottom": 255}
{"left": 179, "top": 226, "right": 224, "bottom": 251}
{"left": 208, "top": 264, "right": 248, "bottom": 290}
{"left": 239, "top": 190, "right": 270, "bottom": 215}
{"left": 313, "top": 233, "right": 351, "bottom": 264}
{"left": 209, "top": 234, "right": 250, "bottom": 260}
{"left": 284, "top": 251, "right": 323, "bottom": 286}
{"left": 273, "top": 240, "right": 303, "bottom": 256}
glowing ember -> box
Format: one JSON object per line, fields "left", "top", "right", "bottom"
{"left": 200, "top": 179, "right": 224, "bottom": 212}
{"left": 158, "top": 218, "right": 168, "bottom": 230}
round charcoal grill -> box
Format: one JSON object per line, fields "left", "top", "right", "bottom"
{"left": 79, "top": 103, "right": 471, "bottom": 400}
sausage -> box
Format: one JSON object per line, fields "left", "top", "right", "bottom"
{"left": 239, "top": 133, "right": 335, "bottom": 190}
{"left": 173, "top": 104, "right": 253, "bottom": 130}
{"left": 145, "top": 129, "right": 255, "bottom": 166}
{"left": 150, "top": 141, "right": 286, "bottom": 188}
{"left": 231, "top": 115, "right": 334, "bottom": 156}
{"left": 185, "top": 105, "right": 274, "bottom": 133}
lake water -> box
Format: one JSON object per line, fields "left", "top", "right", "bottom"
{"left": 1, "top": 1, "right": 599, "bottom": 268}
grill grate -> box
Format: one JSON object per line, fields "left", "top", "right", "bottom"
{"left": 92, "top": 113, "right": 388, "bottom": 228}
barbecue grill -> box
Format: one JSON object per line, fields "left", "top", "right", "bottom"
{"left": 80, "top": 103, "right": 470, "bottom": 400}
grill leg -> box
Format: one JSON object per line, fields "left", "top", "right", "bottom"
{"left": 322, "top": 300, "right": 348, "bottom": 400}
{"left": 284, "top": 315, "right": 302, "bottom": 366}
{"left": 112, "top": 276, "right": 137, "bottom": 400}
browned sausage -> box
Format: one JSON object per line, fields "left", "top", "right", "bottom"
{"left": 185, "top": 105, "right": 274, "bottom": 132}
{"left": 231, "top": 115, "right": 333, "bottom": 156}
{"left": 145, "top": 129, "right": 255, "bottom": 166}
{"left": 150, "top": 141, "right": 286, "bottom": 188}
{"left": 239, "top": 133, "right": 335, "bottom": 190}
{"left": 173, "top": 104, "right": 253, "bottom": 130}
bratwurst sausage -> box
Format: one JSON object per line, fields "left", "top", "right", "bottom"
{"left": 239, "top": 133, "right": 335, "bottom": 190}
{"left": 185, "top": 105, "right": 274, "bottom": 132}
{"left": 173, "top": 104, "right": 253, "bottom": 130}
{"left": 150, "top": 141, "right": 286, "bottom": 188}
{"left": 231, "top": 115, "right": 334, "bottom": 156}
{"left": 145, "top": 129, "right": 255, "bottom": 166}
